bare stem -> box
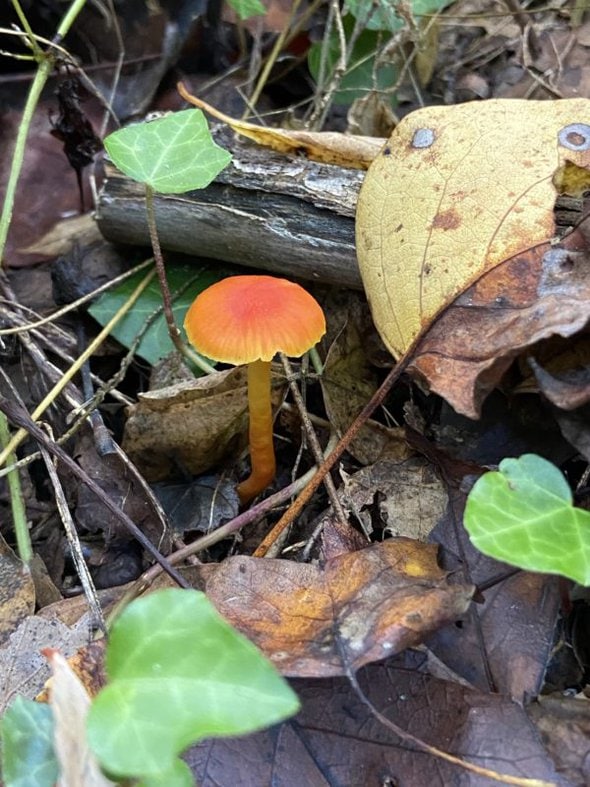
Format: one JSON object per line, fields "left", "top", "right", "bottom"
{"left": 0, "top": 412, "right": 31, "bottom": 562}
{"left": 144, "top": 185, "right": 216, "bottom": 374}
{"left": 280, "top": 353, "right": 347, "bottom": 526}
{"left": 0, "top": 0, "right": 89, "bottom": 265}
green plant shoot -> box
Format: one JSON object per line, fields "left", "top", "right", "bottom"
{"left": 308, "top": 0, "right": 455, "bottom": 105}
{"left": 464, "top": 454, "right": 590, "bottom": 585}
{"left": 102, "top": 109, "right": 232, "bottom": 373}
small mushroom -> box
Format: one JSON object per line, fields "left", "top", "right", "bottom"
{"left": 184, "top": 275, "right": 326, "bottom": 503}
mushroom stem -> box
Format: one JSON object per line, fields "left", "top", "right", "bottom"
{"left": 238, "top": 359, "right": 276, "bottom": 504}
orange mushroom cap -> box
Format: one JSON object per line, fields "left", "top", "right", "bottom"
{"left": 184, "top": 275, "right": 326, "bottom": 364}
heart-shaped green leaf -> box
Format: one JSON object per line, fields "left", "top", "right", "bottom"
{"left": 86, "top": 589, "right": 300, "bottom": 780}
{"left": 88, "top": 263, "right": 228, "bottom": 366}
{"left": 464, "top": 454, "right": 590, "bottom": 584}
{"left": 103, "top": 110, "right": 231, "bottom": 193}
{"left": 1, "top": 697, "right": 57, "bottom": 787}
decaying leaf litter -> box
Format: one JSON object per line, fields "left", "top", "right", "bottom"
{"left": 1, "top": 0, "right": 590, "bottom": 785}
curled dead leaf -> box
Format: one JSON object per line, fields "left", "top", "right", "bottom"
{"left": 178, "top": 82, "right": 383, "bottom": 170}
{"left": 527, "top": 353, "right": 590, "bottom": 411}
{"left": 407, "top": 228, "right": 590, "bottom": 417}
{"left": 37, "top": 640, "right": 107, "bottom": 704}
{"left": 123, "top": 365, "right": 286, "bottom": 481}
{"left": 43, "top": 648, "right": 114, "bottom": 787}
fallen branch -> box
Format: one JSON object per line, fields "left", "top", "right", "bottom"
{"left": 97, "top": 132, "right": 363, "bottom": 289}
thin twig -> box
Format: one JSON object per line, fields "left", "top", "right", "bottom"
{"left": 121, "top": 431, "right": 340, "bottom": 603}
{"left": 98, "top": 0, "right": 123, "bottom": 137}
{"left": 38, "top": 440, "right": 106, "bottom": 633}
{"left": 144, "top": 185, "right": 216, "bottom": 374}
{"left": 280, "top": 353, "right": 348, "bottom": 528}
{"left": 309, "top": 0, "right": 368, "bottom": 129}
{"left": 0, "top": 258, "right": 154, "bottom": 336}
{"left": 0, "top": 268, "right": 156, "bottom": 468}
{"left": 253, "top": 352, "right": 413, "bottom": 557}
{"left": 0, "top": 397, "right": 189, "bottom": 589}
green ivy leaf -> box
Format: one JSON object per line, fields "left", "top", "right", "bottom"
{"left": 88, "top": 263, "right": 227, "bottom": 366}
{"left": 345, "top": 0, "right": 404, "bottom": 32}
{"left": 464, "top": 454, "right": 590, "bottom": 585}
{"left": 103, "top": 110, "right": 232, "bottom": 193}
{"left": 86, "top": 589, "right": 300, "bottom": 781}
{"left": 137, "top": 757, "right": 194, "bottom": 787}
{"left": 345, "top": 0, "right": 452, "bottom": 32}
{"left": 226, "top": 0, "right": 266, "bottom": 20}
{"left": 310, "top": 0, "right": 455, "bottom": 104}
{"left": 308, "top": 16, "right": 399, "bottom": 106}
{"left": 1, "top": 698, "right": 57, "bottom": 787}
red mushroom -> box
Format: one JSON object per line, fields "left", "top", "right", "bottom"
{"left": 184, "top": 275, "right": 326, "bottom": 503}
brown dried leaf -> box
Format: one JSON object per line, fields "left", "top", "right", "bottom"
{"left": 154, "top": 476, "right": 239, "bottom": 535}
{"left": 347, "top": 93, "right": 396, "bottom": 138}
{"left": 186, "top": 662, "right": 562, "bottom": 786}
{"left": 407, "top": 229, "right": 590, "bottom": 417}
{"left": 195, "top": 539, "right": 474, "bottom": 677}
{"left": 19, "top": 213, "right": 100, "bottom": 256}
{"left": 498, "top": 24, "right": 590, "bottom": 101}
{"left": 0, "top": 534, "right": 35, "bottom": 646}
{"left": 38, "top": 641, "right": 107, "bottom": 704}
{"left": 73, "top": 430, "right": 170, "bottom": 551}
{"left": 339, "top": 455, "right": 448, "bottom": 542}
{"left": 428, "top": 493, "right": 562, "bottom": 700}
{"left": 123, "top": 365, "right": 286, "bottom": 481}
{"left": 528, "top": 694, "right": 590, "bottom": 786}
{"left": 1, "top": 107, "right": 93, "bottom": 267}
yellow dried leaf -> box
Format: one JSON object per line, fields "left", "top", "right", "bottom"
{"left": 177, "top": 82, "right": 383, "bottom": 169}
{"left": 356, "top": 99, "right": 590, "bottom": 358}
